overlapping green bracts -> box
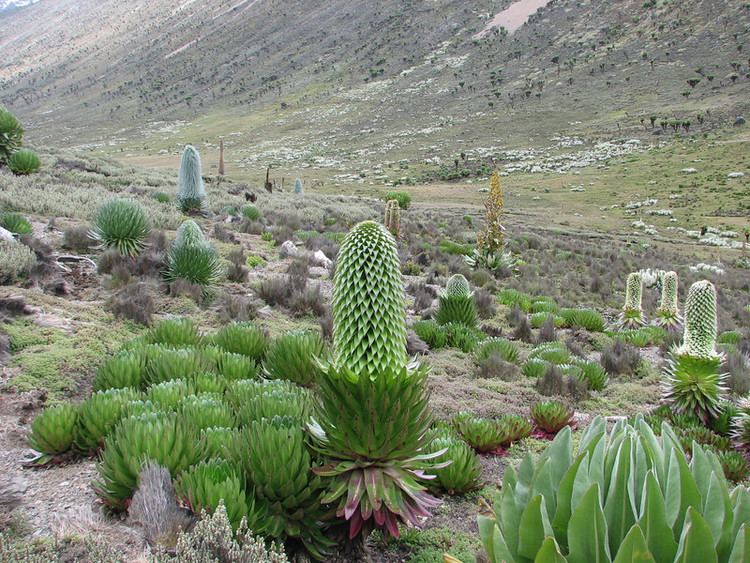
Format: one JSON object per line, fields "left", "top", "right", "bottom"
{"left": 654, "top": 270, "right": 682, "bottom": 330}
{"left": 177, "top": 145, "right": 206, "bottom": 212}
{"left": 663, "top": 280, "right": 727, "bottom": 424}
{"left": 27, "top": 404, "right": 78, "bottom": 457}
{"left": 93, "top": 412, "right": 202, "bottom": 509}
{"left": 445, "top": 274, "right": 471, "bottom": 297}
{"left": 618, "top": 272, "right": 646, "bottom": 329}
{"left": 331, "top": 221, "right": 406, "bottom": 377}
{"left": 174, "top": 219, "right": 207, "bottom": 248}
{"left": 75, "top": 388, "right": 141, "bottom": 453}
{"left": 309, "top": 363, "right": 441, "bottom": 539}
{"left": 240, "top": 418, "right": 333, "bottom": 559}
{"left": 437, "top": 274, "right": 477, "bottom": 327}
{"left": 479, "top": 416, "right": 750, "bottom": 563}
{"left": 680, "top": 280, "right": 719, "bottom": 358}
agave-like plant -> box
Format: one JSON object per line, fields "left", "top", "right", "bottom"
{"left": 146, "top": 379, "right": 195, "bottom": 411}
{"left": 145, "top": 317, "right": 201, "bottom": 347}
{"left": 236, "top": 386, "right": 311, "bottom": 425}
{"left": 617, "top": 272, "right": 646, "bottom": 329}
{"left": 663, "top": 280, "right": 728, "bottom": 424}
{"left": 198, "top": 426, "right": 238, "bottom": 459}
{"left": 529, "top": 341, "right": 571, "bottom": 365}
{"left": 530, "top": 400, "right": 574, "bottom": 434}
{"left": 8, "top": 148, "right": 41, "bottom": 175}
{"left": 89, "top": 198, "right": 150, "bottom": 257}
{"left": 425, "top": 436, "right": 481, "bottom": 495}
{"left": 228, "top": 418, "right": 333, "bottom": 559}
{"left": 0, "top": 211, "right": 32, "bottom": 235}
{"left": 0, "top": 106, "right": 23, "bottom": 164}
{"left": 177, "top": 145, "right": 207, "bottom": 213}
{"left": 144, "top": 347, "right": 205, "bottom": 386}
{"left": 522, "top": 358, "right": 551, "bottom": 378}
{"left": 213, "top": 322, "right": 268, "bottom": 363}
{"left": 174, "top": 459, "right": 250, "bottom": 529}
{"left": 263, "top": 330, "right": 327, "bottom": 387}
{"left": 179, "top": 394, "right": 235, "bottom": 431}
{"left": 93, "top": 412, "right": 202, "bottom": 509}
{"left": 165, "top": 238, "right": 224, "bottom": 295}
{"left": 654, "top": 270, "right": 683, "bottom": 330}
{"left": 75, "top": 388, "right": 141, "bottom": 453}
{"left": 479, "top": 416, "right": 750, "bottom": 563}
{"left": 436, "top": 274, "right": 477, "bottom": 327}
{"left": 453, "top": 413, "right": 507, "bottom": 453}
{"left": 474, "top": 337, "right": 520, "bottom": 364}
{"left": 571, "top": 359, "right": 609, "bottom": 391}
{"left": 27, "top": 404, "right": 78, "bottom": 460}
{"left": 216, "top": 352, "right": 258, "bottom": 381}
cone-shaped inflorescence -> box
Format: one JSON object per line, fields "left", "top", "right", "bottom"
{"left": 436, "top": 274, "right": 477, "bottom": 327}
{"left": 174, "top": 219, "right": 207, "bottom": 249}
{"left": 331, "top": 220, "right": 406, "bottom": 377}
{"left": 177, "top": 145, "right": 206, "bottom": 213}
{"left": 654, "top": 270, "right": 682, "bottom": 330}
{"left": 294, "top": 178, "right": 303, "bottom": 194}
{"left": 445, "top": 274, "right": 471, "bottom": 297}
{"left": 662, "top": 280, "right": 727, "bottom": 424}
{"left": 310, "top": 220, "right": 441, "bottom": 540}
{"left": 383, "top": 199, "right": 400, "bottom": 238}
{"left": 476, "top": 170, "right": 504, "bottom": 254}
{"left": 618, "top": 272, "right": 646, "bottom": 329}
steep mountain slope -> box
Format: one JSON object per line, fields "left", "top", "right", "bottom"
{"left": 1, "top": 0, "right": 749, "bottom": 176}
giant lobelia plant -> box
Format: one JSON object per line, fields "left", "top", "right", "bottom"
{"left": 177, "top": 145, "right": 207, "bottom": 213}
{"left": 662, "top": 280, "right": 727, "bottom": 424}
{"left": 654, "top": 271, "right": 683, "bottom": 331}
{"left": 308, "top": 220, "right": 443, "bottom": 539}
{"left": 617, "top": 272, "right": 647, "bottom": 329}
{"left": 479, "top": 416, "right": 750, "bottom": 563}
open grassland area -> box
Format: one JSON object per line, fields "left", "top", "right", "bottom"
{"left": 0, "top": 132, "right": 749, "bottom": 562}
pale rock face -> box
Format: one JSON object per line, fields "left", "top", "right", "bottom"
{"left": 728, "top": 172, "right": 745, "bottom": 179}
{"left": 0, "top": 226, "right": 15, "bottom": 242}
{"left": 312, "top": 250, "right": 333, "bottom": 269}
{"left": 279, "top": 240, "right": 300, "bottom": 258}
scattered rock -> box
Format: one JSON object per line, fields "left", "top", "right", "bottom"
{"left": 734, "top": 116, "right": 746, "bottom": 126}
{"left": 0, "top": 475, "right": 28, "bottom": 511}
{"left": 279, "top": 240, "right": 300, "bottom": 258}
{"left": 312, "top": 250, "right": 332, "bottom": 269}
{"left": 0, "top": 226, "right": 14, "bottom": 243}
{"left": 308, "top": 266, "right": 329, "bottom": 279}
{"left": 681, "top": 167, "right": 698, "bottom": 174}
{"left": 728, "top": 172, "right": 745, "bottom": 179}
{"left": 256, "top": 305, "right": 274, "bottom": 319}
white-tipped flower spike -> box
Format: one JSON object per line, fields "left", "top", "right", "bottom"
{"left": 654, "top": 270, "right": 682, "bottom": 330}
{"left": 662, "top": 280, "right": 727, "bottom": 424}
{"left": 177, "top": 145, "right": 206, "bottom": 212}
{"left": 173, "top": 219, "right": 207, "bottom": 249}
{"left": 617, "top": 272, "right": 646, "bottom": 329}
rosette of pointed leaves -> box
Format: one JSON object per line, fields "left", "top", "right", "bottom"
{"left": 179, "top": 394, "right": 235, "bottom": 431}
{"left": 617, "top": 272, "right": 646, "bottom": 329}
{"left": 654, "top": 270, "right": 683, "bottom": 330}
{"left": 27, "top": 403, "right": 78, "bottom": 457}
{"left": 174, "top": 459, "right": 250, "bottom": 529}
{"left": 263, "top": 330, "right": 327, "bottom": 387}
{"left": 425, "top": 436, "right": 481, "bottom": 495}
{"left": 522, "top": 358, "right": 551, "bottom": 378}
{"left": 213, "top": 322, "right": 268, "bottom": 363}
{"left": 0, "top": 106, "right": 23, "bottom": 163}
{"left": 8, "top": 148, "right": 41, "bottom": 175}
{"left": 199, "top": 427, "right": 238, "bottom": 459}
{"left": 530, "top": 400, "right": 574, "bottom": 434}
{"left": 236, "top": 386, "right": 312, "bottom": 425}
{"left": 479, "top": 416, "right": 750, "bottom": 563}
{"left": 89, "top": 198, "right": 150, "bottom": 257}
{"left": 474, "top": 337, "right": 520, "bottom": 364}
{"left": 529, "top": 342, "right": 571, "bottom": 365}
{"left": 177, "top": 145, "right": 207, "bottom": 213}
{"left": 663, "top": 280, "right": 727, "bottom": 424}
{"left": 331, "top": 221, "right": 406, "bottom": 377}
{"left": 146, "top": 379, "right": 195, "bottom": 411}
{"left": 93, "top": 412, "right": 201, "bottom": 509}
{"left": 216, "top": 352, "right": 258, "bottom": 381}
{"left": 75, "top": 388, "right": 141, "bottom": 453}
{"left": 145, "top": 318, "right": 201, "bottom": 347}
{"left": 225, "top": 379, "right": 298, "bottom": 409}
{"left": 0, "top": 212, "right": 32, "bottom": 235}
{"left": 145, "top": 347, "right": 205, "bottom": 387}
{"left": 436, "top": 275, "right": 477, "bottom": 327}
{"left": 452, "top": 413, "right": 507, "bottom": 453}
{"left": 571, "top": 359, "right": 609, "bottom": 391}
{"left": 93, "top": 351, "right": 145, "bottom": 391}
{"left": 165, "top": 239, "right": 223, "bottom": 295}
{"left": 228, "top": 418, "right": 333, "bottom": 559}
{"left": 501, "top": 414, "right": 533, "bottom": 445}
{"left": 309, "top": 364, "right": 441, "bottom": 539}
{"left": 717, "top": 451, "right": 750, "bottom": 483}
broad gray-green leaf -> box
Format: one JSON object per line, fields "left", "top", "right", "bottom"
{"left": 567, "top": 483, "right": 611, "bottom": 563}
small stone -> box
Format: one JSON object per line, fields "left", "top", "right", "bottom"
{"left": 0, "top": 226, "right": 15, "bottom": 243}
{"left": 728, "top": 172, "right": 745, "bottom": 179}
{"left": 279, "top": 240, "right": 300, "bottom": 258}
{"left": 734, "top": 116, "right": 746, "bottom": 126}
{"left": 312, "top": 250, "right": 332, "bottom": 269}
{"left": 681, "top": 167, "right": 698, "bottom": 174}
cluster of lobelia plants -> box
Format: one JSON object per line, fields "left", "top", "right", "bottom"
{"left": 25, "top": 220, "right": 471, "bottom": 559}
{"left": 617, "top": 270, "right": 683, "bottom": 331}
